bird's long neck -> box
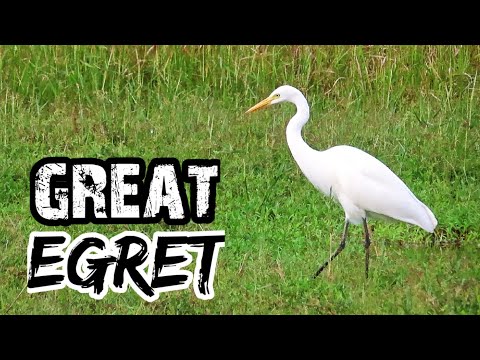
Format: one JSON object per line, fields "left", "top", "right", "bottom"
{"left": 285, "top": 93, "right": 316, "bottom": 162}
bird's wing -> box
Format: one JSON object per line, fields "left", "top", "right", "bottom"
{"left": 332, "top": 146, "right": 436, "bottom": 232}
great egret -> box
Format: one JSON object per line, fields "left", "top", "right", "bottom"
{"left": 246, "top": 85, "right": 437, "bottom": 278}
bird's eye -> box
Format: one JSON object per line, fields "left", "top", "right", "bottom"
{"left": 275, "top": 94, "right": 280, "bottom": 98}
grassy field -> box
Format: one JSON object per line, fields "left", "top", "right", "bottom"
{"left": 0, "top": 45, "right": 479, "bottom": 314}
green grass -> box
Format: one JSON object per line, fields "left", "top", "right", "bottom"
{"left": 0, "top": 45, "right": 479, "bottom": 314}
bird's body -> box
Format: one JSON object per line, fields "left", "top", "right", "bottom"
{"left": 247, "top": 85, "right": 437, "bottom": 278}
{"left": 290, "top": 143, "right": 437, "bottom": 232}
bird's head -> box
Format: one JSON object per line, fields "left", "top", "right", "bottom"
{"left": 245, "top": 85, "right": 301, "bottom": 114}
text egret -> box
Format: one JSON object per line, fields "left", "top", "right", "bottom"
{"left": 246, "top": 85, "right": 437, "bottom": 278}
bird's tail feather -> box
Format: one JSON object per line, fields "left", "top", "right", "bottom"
{"left": 417, "top": 202, "right": 438, "bottom": 233}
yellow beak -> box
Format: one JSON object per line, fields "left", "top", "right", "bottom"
{"left": 245, "top": 96, "right": 275, "bottom": 114}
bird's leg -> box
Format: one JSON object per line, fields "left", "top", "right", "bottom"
{"left": 313, "top": 220, "right": 349, "bottom": 278}
{"left": 363, "top": 218, "right": 371, "bottom": 279}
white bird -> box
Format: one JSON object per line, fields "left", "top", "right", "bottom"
{"left": 246, "top": 85, "right": 437, "bottom": 278}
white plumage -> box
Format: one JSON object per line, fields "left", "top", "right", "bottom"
{"left": 246, "top": 85, "right": 437, "bottom": 278}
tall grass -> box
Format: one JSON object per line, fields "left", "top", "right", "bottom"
{"left": 1, "top": 45, "right": 479, "bottom": 106}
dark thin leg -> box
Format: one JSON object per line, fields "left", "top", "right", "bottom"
{"left": 313, "top": 221, "right": 349, "bottom": 278}
{"left": 363, "top": 218, "right": 371, "bottom": 279}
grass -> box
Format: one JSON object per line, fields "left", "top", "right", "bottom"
{"left": 0, "top": 45, "right": 479, "bottom": 314}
